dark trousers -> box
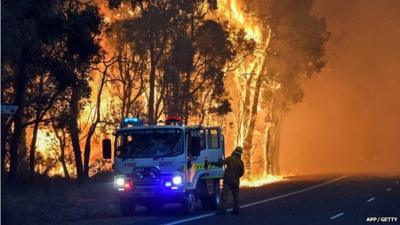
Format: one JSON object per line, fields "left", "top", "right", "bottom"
{"left": 219, "top": 182, "right": 240, "bottom": 212}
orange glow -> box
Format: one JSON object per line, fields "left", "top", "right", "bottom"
{"left": 240, "top": 175, "right": 283, "bottom": 187}
{"left": 36, "top": 129, "right": 56, "bottom": 153}
{"left": 37, "top": 0, "right": 275, "bottom": 179}
{"left": 217, "top": 0, "right": 262, "bottom": 42}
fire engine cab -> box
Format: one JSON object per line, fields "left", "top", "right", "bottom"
{"left": 102, "top": 116, "right": 225, "bottom": 215}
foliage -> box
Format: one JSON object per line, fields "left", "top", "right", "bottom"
{"left": 242, "top": 0, "right": 330, "bottom": 175}
{"left": 249, "top": 0, "right": 329, "bottom": 109}
{"left": 107, "top": 0, "right": 254, "bottom": 123}
{"left": 1, "top": 0, "right": 103, "bottom": 180}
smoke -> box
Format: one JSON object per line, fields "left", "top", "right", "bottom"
{"left": 280, "top": 0, "right": 400, "bottom": 175}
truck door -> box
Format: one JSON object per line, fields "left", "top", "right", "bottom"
{"left": 186, "top": 128, "right": 206, "bottom": 186}
{"left": 205, "top": 128, "right": 224, "bottom": 163}
{"left": 186, "top": 127, "right": 225, "bottom": 188}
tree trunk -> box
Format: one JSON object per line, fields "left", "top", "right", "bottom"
{"left": 148, "top": 49, "right": 155, "bottom": 124}
{"left": 183, "top": 72, "right": 191, "bottom": 124}
{"left": 69, "top": 87, "right": 84, "bottom": 180}
{"left": 1, "top": 116, "right": 12, "bottom": 175}
{"left": 264, "top": 121, "right": 273, "bottom": 175}
{"left": 240, "top": 66, "right": 256, "bottom": 145}
{"left": 59, "top": 133, "right": 70, "bottom": 179}
{"left": 271, "top": 115, "right": 282, "bottom": 175}
{"left": 60, "top": 143, "right": 70, "bottom": 180}
{"left": 28, "top": 118, "right": 40, "bottom": 178}
{"left": 52, "top": 122, "right": 70, "bottom": 179}
{"left": 83, "top": 132, "right": 94, "bottom": 178}
{"left": 29, "top": 75, "right": 44, "bottom": 178}
{"left": 242, "top": 71, "right": 264, "bottom": 178}
{"left": 8, "top": 51, "right": 28, "bottom": 180}
{"left": 263, "top": 100, "right": 274, "bottom": 175}
{"left": 83, "top": 65, "right": 106, "bottom": 178}
{"left": 237, "top": 27, "right": 272, "bottom": 177}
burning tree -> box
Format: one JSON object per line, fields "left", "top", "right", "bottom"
{"left": 1, "top": 0, "right": 328, "bottom": 182}
{"left": 223, "top": 0, "right": 329, "bottom": 177}
{"left": 106, "top": 0, "right": 254, "bottom": 124}
{"left": 189, "top": 0, "right": 329, "bottom": 179}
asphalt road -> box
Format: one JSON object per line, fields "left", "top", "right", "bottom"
{"left": 64, "top": 175, "right": 400, "bottom": 225}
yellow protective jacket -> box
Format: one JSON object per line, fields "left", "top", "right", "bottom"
{"left": 221, "top": 155, "right": 244, "bottom": 186}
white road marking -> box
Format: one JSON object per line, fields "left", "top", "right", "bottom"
{"left": 386, "top": 187, "right": 392, "bottom": 191}
{"left": 367, "top": 197, "right": 375, "bottom": 202}
{"left": 161, "top": 212, "right": 216, "bottom": 225}
{"left": 330, "top": 212, "right": 345, "bottom": 220}
{"left": 162, "top": 176, "right": 347, "bottom": 225}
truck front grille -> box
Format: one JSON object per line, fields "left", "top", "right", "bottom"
{"left": 134, "top": 179, "right": 161, "bottom": 186}
{"left": 133, "top": 167, "right": 161, "bottom": 187}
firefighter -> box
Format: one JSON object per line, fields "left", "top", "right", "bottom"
{"left": 217, "top": 146, "right": 244, "bottom": 215}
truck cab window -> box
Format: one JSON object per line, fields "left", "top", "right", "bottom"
{"left": 207, "top": 129, "right": 220, "bottom": 149}
{"left": 115, "top": 135, "right": 124, "bottom": 157}
{"left": 189, "top": 129, "right": 206, "bottom": 157}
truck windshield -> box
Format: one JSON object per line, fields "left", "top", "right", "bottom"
{"left": 116, "top": 129, "right": 183, "bottom": 158}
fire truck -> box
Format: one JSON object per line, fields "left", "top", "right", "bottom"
{"left": 102, "top": 116, "right": 225, "bottom": 215}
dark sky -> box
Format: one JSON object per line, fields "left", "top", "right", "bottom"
{"left": 280, "top": 0, "right": 400, "bottom": 175}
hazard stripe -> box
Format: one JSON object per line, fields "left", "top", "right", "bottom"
{"left": 192, "top": 163, "right": 219, "bottom": 170}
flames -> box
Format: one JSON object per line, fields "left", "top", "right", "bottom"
{"left": 217, "top": 0, "right": 262, "bottom": 42}
{"left": 32, "top": 0, "right": 283, "bottom": 185}
{"left": 217, "top": 0, "right": 279, "bottom": 184}
{"left": 241, "top": 175, "right": 283, "bottom": 187}
{"left": 35, "top": 129, "right": 55, "bottom": 153}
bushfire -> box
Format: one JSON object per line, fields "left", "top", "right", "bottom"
{"left": 25, "top": 0, "right": 327, "bottom": 186}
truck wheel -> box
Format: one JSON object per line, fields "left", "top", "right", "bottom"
{"left": 200, "top": 197, "right": 211, "bottom": 210}
{"left": 181, "top": 192, "right": 195, "bottom": 214}
{"left": 209, "top": 180, "right": 221, "bottom": 210}
{"left": 200, "top": 180, "right": 221, "bottom": 210}
{"left": 120, "top": 197, "right": 136, "bottom": 216}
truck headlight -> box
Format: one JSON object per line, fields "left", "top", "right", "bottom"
{"left": 114, "top": 175, "right": 125, "bottom": 186}
{"left": 165, "top": 181, "right": 172, "bottom": 187}
{"left": 172, "top": 175, "right": 182, "bottom": 185}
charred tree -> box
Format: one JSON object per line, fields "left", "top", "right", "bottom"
{"left": 8, "top": 51, "right": 28, "bottom": 180}
{"left": 69, "top": 86, "right": 84, "bottom": 180}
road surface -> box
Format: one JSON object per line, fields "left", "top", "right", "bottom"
{"left": 63, "top": 175, "right": 400, "bottom": 225}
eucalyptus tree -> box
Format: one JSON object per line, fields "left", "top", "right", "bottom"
{"left": 245, "top": 0, "right": 330, "bottom": 175}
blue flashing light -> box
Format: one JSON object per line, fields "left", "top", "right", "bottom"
{"left": 122, "top": 117, "right": 144, "bottom": 127}
{"left": 124, "top": 117, "right": 139, "bottom": 123}
{"left": 165, "top": 181, "right": 172, "bottom": 187}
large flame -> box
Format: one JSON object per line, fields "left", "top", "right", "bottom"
{"left": 241, "top": 175, "right": 284, "bottom": 187}
{"left": 216, "top": 0, "right": 283, "bottom": 186}
{"left": 217, "top": 0, "right": 262, "bottom": 42}
{"left": 34, "top": 0, "right": 282, "bottom": 183}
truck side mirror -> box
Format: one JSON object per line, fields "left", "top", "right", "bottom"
{"left": 190, "top": 137, "right": 201, "bottom": 156}
{"left": 102, "top": 139, "right": 112, "bottom": 159}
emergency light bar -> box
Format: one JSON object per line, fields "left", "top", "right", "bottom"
{"left": 165, "top": 116, "right": 183, "bottom": 126}
{"left": 121, "top": 117, "right": 144, "bottom": 127}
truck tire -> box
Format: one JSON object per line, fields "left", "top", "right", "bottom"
{"left": 120, "top": 197, "right": 136, "bottom": 216}
{"left": 181, "top": 192, "right": 195, "bottom": 214}
{"left": 200, "top": 180, "right": 221, "bottom": 210}
{"left": 209, "top": 180, "right": 221, "bottom": 209}
{"left": 200, "top": 197, "right": 211, "bottom": 210}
